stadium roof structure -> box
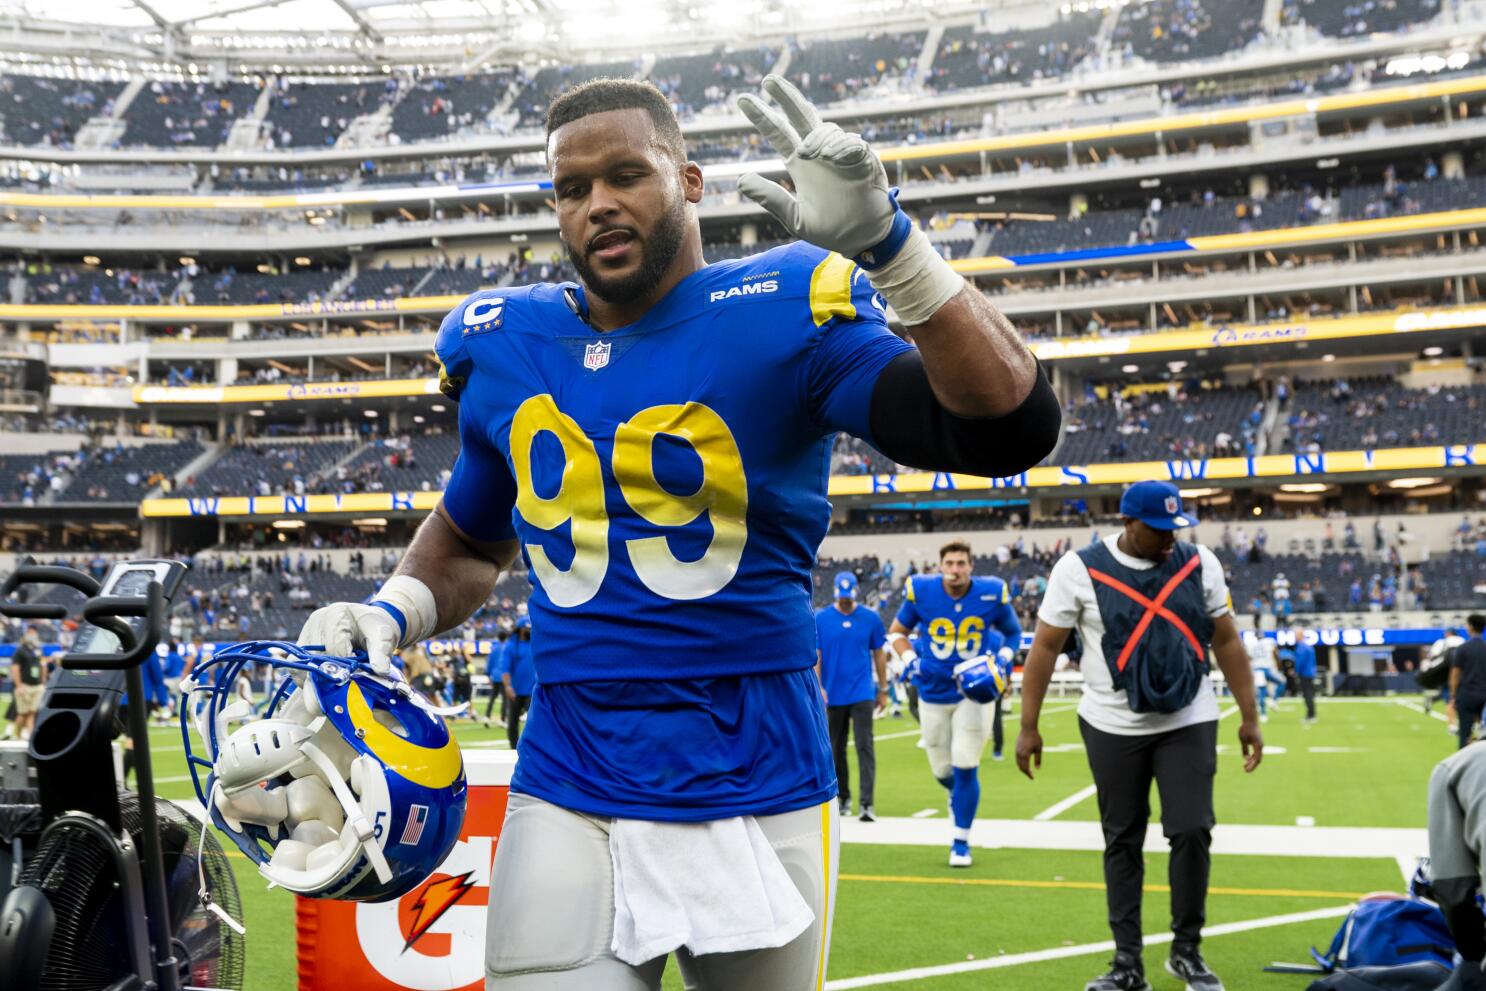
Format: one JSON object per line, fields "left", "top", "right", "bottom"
{"left": 0, "top": 0, "right": 1009, "bottom": 69}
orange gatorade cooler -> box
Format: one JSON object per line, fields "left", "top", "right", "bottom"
{"left": 296, "top": 749, "right": 516, "bottom": 991}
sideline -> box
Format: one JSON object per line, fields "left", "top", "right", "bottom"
{"left": 824, "top": 905, "right": 1352, "bottom": 989}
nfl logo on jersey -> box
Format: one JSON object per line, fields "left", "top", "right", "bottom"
{"left": 584, "top": 341, "right": 611, "bottom": 370}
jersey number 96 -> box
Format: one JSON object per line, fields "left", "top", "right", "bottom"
{"left": 926, "top": 616, "right": 986, "bottom": 661}
{"left": 510, "top": 394, "right": 749, "bottom": 607}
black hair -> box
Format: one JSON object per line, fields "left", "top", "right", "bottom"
{"left": 545, "top": 77, "right": 685, "bottom": 162}
{"left": 1470, "top": 614, "right": 1486, "bottom": 634}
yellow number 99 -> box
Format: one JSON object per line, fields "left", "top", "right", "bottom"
{"left": 613, "top": 403, "right": 749, "bottom": 601}
{"left": 509, "top": 395, "right": 749, "bottom": 607}
{"left": 510, "top": 394, "right": 610, "bottom": 608}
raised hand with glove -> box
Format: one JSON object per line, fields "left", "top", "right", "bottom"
{"left": 736, "top": 74, "right": 965, "bottom": 328}
{"left": 296, "top": 575, "right": 439, "bottom": 676}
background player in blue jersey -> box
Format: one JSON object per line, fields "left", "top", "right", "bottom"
{"left": 297, "top": 74, "right": 1059, "bottom": 990}
{"left": 889, "top": 540, "right": 1022, "bottom": 867}
{"left": 815, "top": 571, "right": 889, "bottom": 822}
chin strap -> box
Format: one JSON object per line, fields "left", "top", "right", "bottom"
{"left": 301, "top": 740, "right": 393, "bottom": 885}
{"left": 197, "top": 782, "right": 247, "bottom": 937}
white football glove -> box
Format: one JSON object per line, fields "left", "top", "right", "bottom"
{"left": 736, "top": 75, "right": 897, "bottom": 261}
{"left": 736, "top": 75, "right": 965, "bottom": 325}
{"left": 297, "top": 602, "right": 401, "bottom": 676}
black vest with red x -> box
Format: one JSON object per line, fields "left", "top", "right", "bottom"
{"left": 1076, "top": 540, "right": 1216, "bottom": 715}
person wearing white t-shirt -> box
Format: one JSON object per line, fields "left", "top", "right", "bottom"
{"left": 1246, "top": 614, "right": 1285, "bottom": 721}
{"left": 1016, "top": 481, "right": 1262, "bottom": 991}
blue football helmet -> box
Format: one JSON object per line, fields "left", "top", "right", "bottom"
{"left": 953, "top": 648, "right": 1015, "bottom": 704}
{"left": 180, "top": 640, "right": 467, "bottom": 903}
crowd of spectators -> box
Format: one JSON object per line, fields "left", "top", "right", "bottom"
{"left": 0, "top": 75, "right": 122, "bottom": 147}
{"left": 787, "top": 30, "right": 926, "bottom": 105}
{"left": 1111, "top": 0, "right": 1266, "bottom": 63}
{"left": 650, "top": 47, "right": 777, "bottom": 118}
{"left": 0, "top": 438, "right": 202, "bottom": 504}
{"left": 1283, "top": 377, "right": 1486, "bottom": 452}
{"left": 927, "top": 13, "right": 1101, "bottom": 92}
{"left": 26, "top": 265, "right": 177, "bottom": 306}
{"left": 121, "top": 80, "right": 258, "bottom": 148}
{"left": 265, "top": 79, "right": 388, "bottom": 148}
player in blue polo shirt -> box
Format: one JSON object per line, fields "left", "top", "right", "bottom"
{"left": 815, "top": 572, "right": 888, "bottom": 822}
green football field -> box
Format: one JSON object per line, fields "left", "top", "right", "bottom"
{"left": 145, "top": 693, "right": 1452, "bottom": 990}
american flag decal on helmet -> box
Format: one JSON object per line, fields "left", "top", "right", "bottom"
{"left": 399, "top": 803, "right": 430, "bottom": 846}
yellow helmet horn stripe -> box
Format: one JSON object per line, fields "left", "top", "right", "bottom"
{"left": 345, "top": 682, "right": 464, "bottom": 790}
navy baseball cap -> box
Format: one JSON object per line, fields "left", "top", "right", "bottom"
{"left": 834, "top": 571, "right": 859, "bottom": 599}
{"left": 1119, "top": 480, "right": 1196, "bottom": 531}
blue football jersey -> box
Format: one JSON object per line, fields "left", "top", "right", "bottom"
{"left": 896, "top": 574, "right": 1023, "bottom": 705}
{"left": 436, "top": 241, "right": 912, "bottom": 820}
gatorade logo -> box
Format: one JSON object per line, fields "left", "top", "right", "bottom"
{"left": 355, "top": 836, "right": 493, "bottom": 991}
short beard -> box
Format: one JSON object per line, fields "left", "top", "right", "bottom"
{"left": 567, "top": 196, "right": 688, "bottom": 305}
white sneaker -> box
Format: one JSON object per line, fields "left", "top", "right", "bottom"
{"left": 949, "top": 840, "right": 973, "bottom": 868}
{"left": 1260, "top": 713, "right": 1268, "bottom": 723}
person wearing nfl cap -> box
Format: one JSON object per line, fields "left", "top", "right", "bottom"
{"left": 1016, "top": 480, "right": 1263, "bottom": 991}
{"left": 815, "top": 572, "right": 889, "bottom": 822}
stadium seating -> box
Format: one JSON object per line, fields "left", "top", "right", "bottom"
{"left": 327, "top": 433, "right": 460, "bottom": 493}
{"left": 1284, "top": 378, "right": 1486, "bottom": 451}
{"left": 344, "top": 266, "right": 430, "bottom": 299}
{"left": 26, "top": 266, "right": 175, "bottom": 305}
{"left": 788, "top": 30, "right": 926, "bottom": 105}
{"left": 177, "top": 439, "right": 359, "bottom": 497}
{"left": 59, "top": 440, "right": 204, "bottom": 503}
{"left": 0, "top": 74, "right": 124, "bottom": 147}
{"left": 1284, "top": 0, "right": 1441, "bottom": 38}
{"left": 420, "top": 265, "right": 509, "bottom": 296}
{"left": 1055, "top": 385, "right": 1264, "bottom": 464}
{"left": 265, "top": 80, "right": 387, "bottom": 148}
{"left": 833, "top": 384, "right": 1265, "bottom": 473}
{"left": 1112, "top": 0, "right": 1265, "bottom": 63}
{"left": 390, "top": 71, "right": 516, "bottom": 142}
{"left": 121, "top": 80, "right": 260, "bottom": 148}
{"left": 512, "top": 60, "right": 643, "bottom": 128}
{"left": 650, "top": 46, "right": 778, "bottom": 117}
{"left": 190, "top": 268, "right": 339, "bottom": 305}
{"left": 927, "top": 14, "right": 1101, "bottom": 92}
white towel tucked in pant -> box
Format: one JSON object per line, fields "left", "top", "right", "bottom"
{"left": 608, "top": 814, "right": 814, "bottom": 966}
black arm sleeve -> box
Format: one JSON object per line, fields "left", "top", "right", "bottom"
{"left": 867, "top": 351, "right": 1061, "bottom": 477}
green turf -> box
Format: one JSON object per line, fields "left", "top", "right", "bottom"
{"left": 150, "top": 696, "right": 1449, "bottom": 989}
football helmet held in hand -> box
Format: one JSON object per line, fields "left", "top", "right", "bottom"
{"left": 181, "top": 640, "right": 466, "bottom": 902}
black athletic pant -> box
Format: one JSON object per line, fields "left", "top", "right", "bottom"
{"left": 507, "top": 694, "right": 531, "bottom": 750}
{"left": 992, "top": 696, "right": 1004, "bottom": 754}
{"left": 1300, "top": 677, "right": 1317, "bottom": 720}
{"left": 828, "top": 701, "right": 877, "bottom": 809}
{"left": 1080, "top": 717, "right": 1218, "bottom": 958}
{"left": 1458, "top": 696, "right": 1486, "bottom": 750}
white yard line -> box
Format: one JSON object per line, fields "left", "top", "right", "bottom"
{"left": 1394, "top": 698, "right": 1450, "bottom": 723}
{"left": 910, "top": 808, "right": 940, "bottom": 819}
{"left": 874, "top": 729, "right": 925, "bottom": 742}
{"left": 824, "top": 905, "right": 1353, "bottom": 989}
{"left": 1033, "top": 784, "right": 1099, "bottom": 822}
{"left": 1218, "top": 706, "right": 1240, "bottom": 720}
{"left": 840, "top": 816, "right": 1425, "bottom": 862}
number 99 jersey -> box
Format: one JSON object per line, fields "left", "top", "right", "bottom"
{"left": 896, "top": 574, "right": 1023, "bottom": 705}
{"left": 434, "top": 242, "right": 912, "bottom": 819}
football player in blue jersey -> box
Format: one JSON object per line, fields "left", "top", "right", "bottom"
{"left": 297, "top": 74, "right": 1059, "bottom": 990}
{"left": 889, "top": 541, "right": 1022, "bottom": 868}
